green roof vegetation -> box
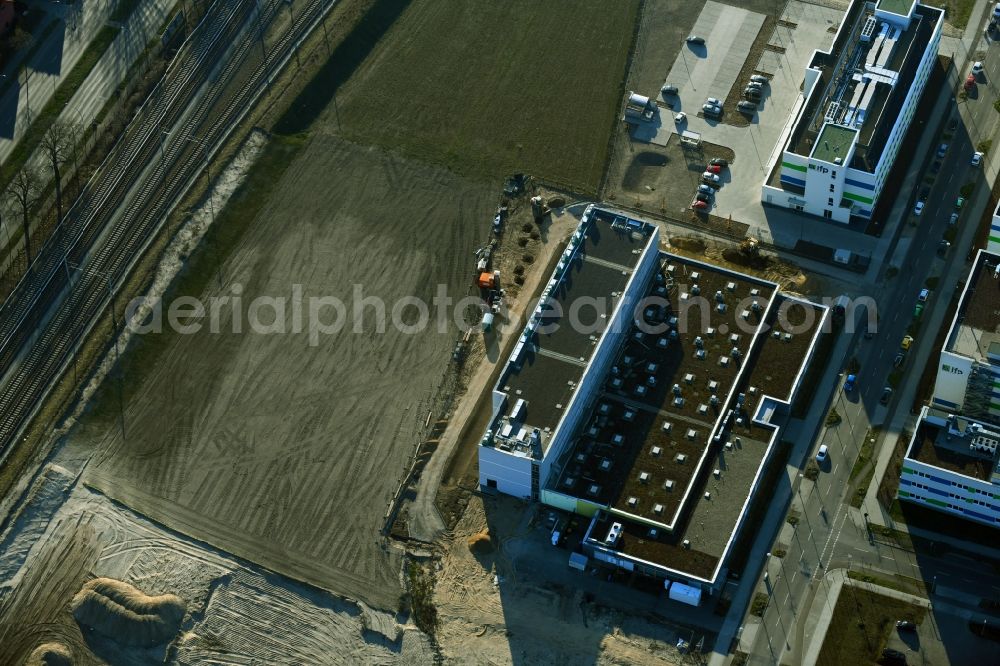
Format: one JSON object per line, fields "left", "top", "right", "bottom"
{"left": 877, "top": 0, "right": 913, "bottom": 16}
{"left": 812, "top": 124, "right": 857, "bottom": 164}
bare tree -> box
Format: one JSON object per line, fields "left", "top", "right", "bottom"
{"left": 7, "top": 167, "right": 40, "bottom": 265}
{"left": 40, "top": 122, "right": 73, "bottom": 224}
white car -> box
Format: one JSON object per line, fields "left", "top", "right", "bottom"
{"left": 675, "top": 112, "right": 686, "bottom": 124}
{"left": 972, "top": 61, "right": 984, "bottom": 75}
{"left": 918, "top": 288, "right": 930, "bottom": 302}
{"left": 972, "top": 151, "right": 984, "bottom": 167}
{"left": 816, "top": 445, "right": 829, "bottom": 463}
{"left": 913, "top": 201, "right": 924, "bottom": 216}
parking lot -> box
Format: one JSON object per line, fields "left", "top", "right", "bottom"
{"left": 630, "top": 1, "right": 844, "bottom": 237}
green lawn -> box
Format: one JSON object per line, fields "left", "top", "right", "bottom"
{"left": 818, "top": 585, "right": 926, "bottom": 666}
{"left": 325, "top": 0, "right": 641, "bottom": 194}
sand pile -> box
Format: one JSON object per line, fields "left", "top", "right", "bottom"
{"left": 466, "top": 530, "right": 493, "bottom": 555}
{"left": 71, "top": 578, "right": 186, "bottom": 647}
{"left": 25, "top": 643, "right": 73, "bottom": 666}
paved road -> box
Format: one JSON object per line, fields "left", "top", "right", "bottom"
{"left": 737, "top": 4, "right": 1000, "bottom": 665}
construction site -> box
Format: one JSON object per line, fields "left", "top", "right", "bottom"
{"left": 0, "top": 0, "right": 914, "bottom": 664}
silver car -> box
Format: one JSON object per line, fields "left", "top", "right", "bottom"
{"left": 750, "top": 74, "right": 769, "bottom": 85}
{"left": 702, "top": 103, "right": 722, "bottom": 117}
{"left": 737, "top": 101, "right": 757, "bottom": 114}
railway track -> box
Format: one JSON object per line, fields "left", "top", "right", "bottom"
{"left": 0, "top": 0, "right": 337, "bottom": 458}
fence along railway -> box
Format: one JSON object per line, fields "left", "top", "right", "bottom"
{"left": 0, "top": 0, "right": 337, "bottom": 461}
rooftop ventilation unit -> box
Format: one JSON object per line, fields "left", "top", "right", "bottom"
{"left": 639, "top": 471, "right": 650, "bottom": 484}
{"left": 664, "top": 479, "right": 676, "bottom": 490}
{"left": 653, "top": 504, "right": 664, "bottom": 515}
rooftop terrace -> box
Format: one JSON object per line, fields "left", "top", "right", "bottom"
{"left": 812, "top": 124, "right": 857, "bottom": 164}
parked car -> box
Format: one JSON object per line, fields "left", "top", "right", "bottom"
{"left": 691, "top": 200, "right": 709, "bottom": 210}
{"left": 913, "top": 201, "right": 924, "bottom": 216}
{"left": 696, "top": 192, "right": 711, "bottom": 203}
{"left": 901, "top": 335, "right": 914, "bottom": 351}
{"left": 709, "top": 158, "right": 728, "bottom": 167}
{"left": 972, "top": 61, "right": 984, "bottom": 75}
{"left": 918, "top": 186, "right": 930, "bottom": 201}
{"left": 956, "top": 196, "right": 965, "bottom": 210}
{"left": 698, "top": 183, "right": 715, "bottom": 195}
{"left": 675, "top": 111, "right": 687, "bottom": 124}
{"left": 918, "top": 288, "right": 929, "bottom": 302}
{"left": 880, "top": 387, "right": 893, "bottom": 405}
{"left": 949, "top": 212, "right": 959, "bottom": 225}
{"left": 737, "top": 100, "right": 757, "bottom": 114}
{"left": 686, "top": 35, "right": 706, "bottom": 45}
{"left": 701, "top": 172, "right": 720, "bottom": 184}
{"left": 750, "top": 74, "right": 769, "bottom": 85}
{"left": 706, "top": 97, "right": 722, "bottom": 107}
{"left": 972, "top": 151, "right": 984, "bottom": 166}
{"left": 914, "top": 303, "right": 924, "bottom": 319}
{"left": 893, "top": 353, "right": 905, "bottom": 368}
{"left": 816, "top": 445, "right": 829, "bottom": 463}
{"left": 937, "top": 143, "right": 949, "bottom": 157}
{"left": 745, "top": 89, "right": 762, "bottom": 101}
{"left": 965, "top": 74, "right": 976, "bottom": 91}
{"left": 706, "top": 164, "right": 722, "bottom": 174}
{"left": 702, "top": 103, "right": 722, "bottom": 117}
{"left": 896, "top": 620, "right": 916, "bottom": 631}
{"left": 937, "top": 240, "right": 951, "bottom": 256}
{"left": 931, "top": 160, "right": 942, "bottom": 174}
{"left": 844, "top": 374, "right": 857, "bottom": 392}
{"left": 746, "top": 80, "right": 764, "bottom": 90}
{"left": 661, "top": 84, "right": 679, "bottom": 95}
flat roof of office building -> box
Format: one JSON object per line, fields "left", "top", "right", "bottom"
{"left": 486, "top": 209, "right": 657, "bottom": 456}
{"left": 946, "top": 250, "right": 1000, "bottom": 365}
{"left": 552, "top": 255, "right": 780, "bottom": 528}
{"left": 785, "top": 1, "right": 941, "bottom": 173}
{"left": 907, "top": 408, "right": 999, "bottom": 483}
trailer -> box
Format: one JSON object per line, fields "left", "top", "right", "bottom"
{"left": 665, "top": 581, "right": 702, "bottom": 607}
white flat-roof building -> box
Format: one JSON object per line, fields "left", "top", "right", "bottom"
{"left": 478, "top": 206, "right": 828, "bottom": 593}
{"left": 762, "top": 0, "right": 942, "bottom": 223}
{"left": 899, "top": 406, "right": 1000, "bottom": 528}
{"left": 931, "top": 250, "right": 1000, "bottom": 426}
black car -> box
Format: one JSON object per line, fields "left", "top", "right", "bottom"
{"left": 919, "top": 186, "right": 930, "bottom": 201}
{"left": 893, "top": 353, "right": 905, "bottom": 368}
{"left": 948, "top": 118, "right": 958, "bottom": 132}
{"left": 710, "top": 158, "right": 729, "bottom": 167}
{"left": 880, "top": 387, "right": 893, "bottom": 405}
{"left": 696, "top": 192, "right": 711, "bottom": 203}
{"left": 931, "top": 160, "right": 942, "bottom": 174}
{"left": 881, "top": 647, "right": 907, "bottom": 665}
{"left": 937, "top": 240, "right": 951, "bottom": 256}
{"left": 896, "top": 620, "right": 916, "bottom": 631}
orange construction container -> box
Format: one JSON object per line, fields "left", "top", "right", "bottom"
{"left": 477, "top": 272, "right": 494, "bottom": 289}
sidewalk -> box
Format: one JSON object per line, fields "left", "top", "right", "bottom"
{"left": 708, "top": 314, "right": 863, "bottom": 665}
{"left": 860, "top": 0, "right": 999, "bottom": 540}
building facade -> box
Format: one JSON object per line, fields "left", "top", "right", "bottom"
{"left": 931, "top": 250, "right": 1000, "bottom": 426}
{"left": 899, "top": 407, "right": 1000, "bottom": 527}
{"left": 762, "top": 0, "right": 942, "bottom": 223}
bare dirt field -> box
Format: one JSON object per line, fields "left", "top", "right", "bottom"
{"left": 0, "top": 465, "right": 434, "bottom": 665}
{"left": 434, "top": 494, "right": 691, "bottom": 665}
{"left": 72, "top": 134, "right": 494, "bottom": 610}
{"left": 325, "top": 0, "right": 641, "bottom": 194}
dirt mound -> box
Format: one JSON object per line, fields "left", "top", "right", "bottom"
{"left": 466, "top": 530, "right": 493, "bottom": 555}
{"left": 71, "top": 578, "right": 186, "bottom": 647}
{"left": 25, "top": 643, "right": 73, "bottom": 666}
{"left": 670, "top": 237, "right": 706, "bottom": 253}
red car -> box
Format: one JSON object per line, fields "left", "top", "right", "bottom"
{"left": 705, "top": 164, "right": 722, "bottom": 174}
{"left": 691, "top": 200, "right": 708, "bottom": 210}
{"left": 964, "top": 74, "right": 976, "bottom": 91}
